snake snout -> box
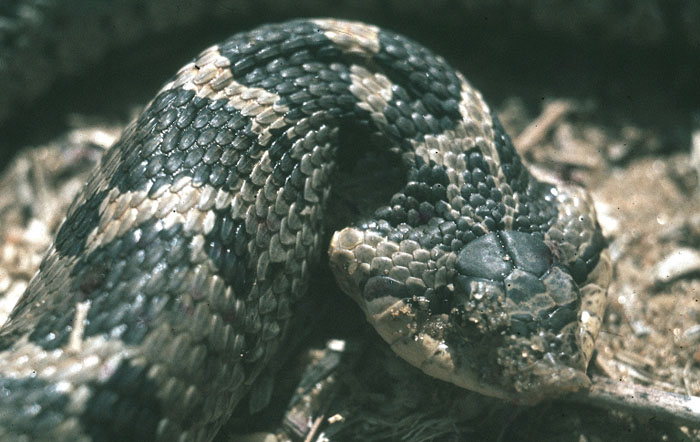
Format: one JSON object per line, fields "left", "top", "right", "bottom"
{"left": 454, "top": 230, "right": 581, "bottom": 337}
{"left": 451, "top": 229, "right": 596, "bottom": 399}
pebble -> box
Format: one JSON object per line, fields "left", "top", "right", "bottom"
{"left": 653, "top": 247, "right": 700, "bottom": 284}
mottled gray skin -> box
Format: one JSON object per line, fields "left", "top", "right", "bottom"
{"left": 0, "top": 18, "right": 609, "bottom": 442}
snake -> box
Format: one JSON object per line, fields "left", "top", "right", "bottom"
{"left": 0, "top": 18, "right": 612, "bottom": 442}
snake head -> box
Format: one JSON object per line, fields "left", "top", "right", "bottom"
{"left": 329, "top": 185, "right": 611, "bottom": 404}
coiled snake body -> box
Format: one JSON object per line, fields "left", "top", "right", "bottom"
{"left": 0, "top": 19, "right": 611, "bottom": 442}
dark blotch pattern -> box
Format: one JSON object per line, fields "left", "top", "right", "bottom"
{"left": 0, "top": 377, "right": 71, "bottom": 436}
{"left": 82, "top": 361, "right": 161, "bottom": 442}
{"left": 53, "top": 189, "right": 108, "bottom": 258}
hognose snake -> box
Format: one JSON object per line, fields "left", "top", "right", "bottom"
{"left": 0, "top": 19, "right": 610, "bottom": 442}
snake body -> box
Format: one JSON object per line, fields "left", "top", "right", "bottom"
{"left": 0, "top": 19, "right": 611, "bottom": 441}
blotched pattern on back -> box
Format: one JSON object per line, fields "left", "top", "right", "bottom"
{"left": 0, "top": 19, "right": 610, "bottom": 442}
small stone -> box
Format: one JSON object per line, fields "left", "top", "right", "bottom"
{"left": 654, "top": 247, "right": 700, "bottom": 284}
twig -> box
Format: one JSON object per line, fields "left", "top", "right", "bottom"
{"left": 568, "top": 375, "right": 700, "bottom": 428}
{"left": 691, "top": 112, "right": 700, "bottom": 187}
{"left": 515, "top": 99, "right": 573, "bottom": 153}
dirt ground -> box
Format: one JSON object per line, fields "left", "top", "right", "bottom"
{"left": 1, "top": 6, "right": 699, "bottom": 442}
